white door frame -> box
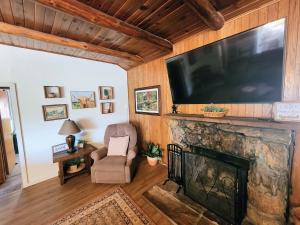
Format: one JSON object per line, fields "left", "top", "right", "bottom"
{"left": 0, "top": 82, "right": 29, "bottom": 187}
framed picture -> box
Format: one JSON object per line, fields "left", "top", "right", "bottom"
{"left": 52, "top": 143, "right": 69, "bottom": 154}
{"left": 273, "top": 102, "right": 300, "bottom": 122}
{"left": 101, "top": 102, "right": 114, "bottom": 114}
{"left": 43, "top": 104, "right": 68, "bottom": 121}
{"left": 71, "top": 91, "right": 96, "bottom": 109}
{"left": 134, "top": 85, "right": 161, "bottom": 115}
{"left": 100, "top": 86, "right": 114, "bottom": 100}
{"left": 44, "top": 86, "right": 62, "bottom": 98}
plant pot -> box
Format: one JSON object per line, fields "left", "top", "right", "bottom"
{"left": 147, "top": 156, "right": 158, "bottom": 166}
{"left": 203, "top": 111, "right": 227, "bottom": 118}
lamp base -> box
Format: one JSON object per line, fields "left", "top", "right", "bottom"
{"left": 66, "top": 135, "right": 76, "bottom": 153}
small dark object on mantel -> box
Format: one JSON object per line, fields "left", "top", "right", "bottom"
{"left": 172, "top": 104, "right": 178, "bottom": 114}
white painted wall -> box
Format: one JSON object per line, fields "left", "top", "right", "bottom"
{"left": 0, "top": 44, "right": 129, "bottom": 187}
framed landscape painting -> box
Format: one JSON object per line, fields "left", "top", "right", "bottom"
{"left": 134, "top": 86, "right": 160, "bottom": 115}
{"left": 43, "top": 104, "right": 68, "bottom": 121}
{"left": 71, "top": 91, "right": 96, "bottom": 109}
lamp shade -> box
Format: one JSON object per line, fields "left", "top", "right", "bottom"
{"left": 58, "top": 119, "right": 81, "bottom": 135}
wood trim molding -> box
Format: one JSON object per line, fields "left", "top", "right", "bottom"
{"left": 35, "top": 0, "right": 173, "bottom": 52}
{"left": 184, "top": 0, "right": 225, "bottom": 30}
{"left": 0, "top": 22, "right": 144, "bottom": 63}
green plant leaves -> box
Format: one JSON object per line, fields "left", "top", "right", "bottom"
{"left": 203, "top": 105, "right": 226, "bottom": 112}
{"left": 143, "top": 142, "right": 162, "bottom": 159}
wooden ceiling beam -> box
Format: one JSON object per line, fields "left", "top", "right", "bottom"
{"left": 0, "top": 22, "right": 144, "bottom": 63}
{"left": 184, "top": 0, "right": 225, "bottom": 30}
{"left": 35, "top": 0, "right": 173, "bottom": 52}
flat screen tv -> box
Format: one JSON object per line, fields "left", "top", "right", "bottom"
{"left": 166, "top": 19, "right": 286, "bottom": 104}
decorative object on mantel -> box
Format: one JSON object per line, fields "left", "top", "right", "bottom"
{"left": 70, "top": 91, "right": 96, "bottom": 109}
{"left": 143, "top": 142, "right": 162, "bottom": 166}
{"left": 172, "top": 104, "right": 178, "bottom": 114}
{"left": 273, "top": 102, "right": 300, "bottom": 122}
{"left": 99, "top": 86, "right": 114, "bottom": 100}
{"left": 101, "top": 102, "right": 114, "bottom": 114}
{"left": 58, "top": 119, "right": 81, "bottom": 153}
{"left": 52, "top": 143, "right": 69, "bottom": 154}
{"left": 44, "top": 86, "right": 62, "bottom": 98}
{"left": 42, "top": 104, "right": 68, "bottom": 121}
{"left": 134, "top": 85, "right": 161, "bottom": 115}
{"left": 202, "top": 105, "right": 228, "bottom": 118}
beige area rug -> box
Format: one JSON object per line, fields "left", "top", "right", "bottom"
{"left": 50, "top": 187, "right": 153, "bottom": 225}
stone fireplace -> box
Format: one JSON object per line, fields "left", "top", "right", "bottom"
{"left": 169, "top": 118, "right": 294, "bottom": 225}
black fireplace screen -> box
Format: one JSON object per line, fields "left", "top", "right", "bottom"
{"left": 183, "top": 146, "right": 249, "bottom": 225}
{"left": 166, "top": 144, "right": 183, "bottom": 186}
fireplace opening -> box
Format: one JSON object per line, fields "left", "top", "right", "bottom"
{"left": 183, "top": 146, "right": 250, "bottom": 225}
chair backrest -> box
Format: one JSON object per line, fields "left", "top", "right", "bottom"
{"left": 104, "top": 123, "right": 137, "bottom": 151}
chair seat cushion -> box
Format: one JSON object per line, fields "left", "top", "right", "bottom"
{"left": 93, "top": 156, "right": 126, "bottom": 172}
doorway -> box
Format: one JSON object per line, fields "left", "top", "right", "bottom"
{"left": 0, "top": 87, "right": 23, "bottom": 197}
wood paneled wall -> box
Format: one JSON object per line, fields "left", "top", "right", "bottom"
{"left": 127, "top": 0, "right": 300, "bottom": 162}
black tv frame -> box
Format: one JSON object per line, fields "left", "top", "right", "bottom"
{"left": 165, "top": 18, "right": 287, "bottom": 104}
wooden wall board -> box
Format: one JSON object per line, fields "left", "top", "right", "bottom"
{"left": 127, "top": 0, "right": 299, "bottom": 163}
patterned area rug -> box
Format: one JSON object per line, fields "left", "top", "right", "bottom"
{"left": 50, "top": 187, "right": 153, "bottom": 225}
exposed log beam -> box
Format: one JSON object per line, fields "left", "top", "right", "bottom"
{"left": 35, "top": 0, "right": 173, "bottom": 52}
{"left": 0, "top": 22, "right": 144, "bottom": 63}
{"left": 184, "top": 0, "right": 225, "bottom": 30}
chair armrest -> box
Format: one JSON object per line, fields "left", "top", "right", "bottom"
{"left": 90, "top": 146, "right": 107, "bottom": 161}
{"left": 126, "top": 146, "right": 138, "bottom": 166}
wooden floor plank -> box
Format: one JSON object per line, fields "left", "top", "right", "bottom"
{"left": 0, "top": 159, "right": 171, "bottom": 225}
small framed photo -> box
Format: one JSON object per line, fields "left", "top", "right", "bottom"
{"left": 44, "top": 86, "right": 62, "bottom": 98}
{"left": 52, "top": 143, "right": 69, "bottom": 154}
{"left": 273, "top": 102, "right": 300, "bottom": 122}
{"left": 43, "top": 104, "right": 68, "bottom": 121}
{"left": 101, "top": 102, "right": 114, "bottom": 114}
{"left": 100, "top": 86, "right": 114, "bottom": 100}
{"left": 71, "top": 91, "right": 96, "bottom": 109}
{"left": 134, "top": 85, "right": 161, "bottom": 115}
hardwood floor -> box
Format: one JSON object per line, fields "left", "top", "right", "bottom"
{"left": 0, "top": 159, "right": 171, "bottom": 225}
{"left": 0, "top": 154, "right": 22, "bottom": 198}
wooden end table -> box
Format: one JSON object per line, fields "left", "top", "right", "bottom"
{"left": 53, "top": 144, "right": 97, "bottom": 185}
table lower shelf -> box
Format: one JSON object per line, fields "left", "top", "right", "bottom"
{"left": 63, "top": 168, "right": 90, "bottom": 180}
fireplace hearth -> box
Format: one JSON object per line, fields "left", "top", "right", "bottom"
{"left": 184, "top": 146, "right": 250, "bottom": 224}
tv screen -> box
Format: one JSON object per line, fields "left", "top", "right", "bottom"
{"left": 166, "top": 19, "right": 285, "bottom": 104}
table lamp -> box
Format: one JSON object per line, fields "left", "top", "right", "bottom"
{"left": 58, "top": 119, "right": 81, "bottom": 153}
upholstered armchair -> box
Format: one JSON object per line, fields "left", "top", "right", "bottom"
{"left": 91, "top": 123, "right": 138, "bottom": 183}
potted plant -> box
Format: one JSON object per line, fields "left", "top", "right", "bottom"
{"left": 143, "top": 143, "right": 162, "bottom": 166}
{"left": 202, "top": 105, "right": 228, "bottom": 118}
{"left": 65, "top": 157, "right": 85, "bottom": 173}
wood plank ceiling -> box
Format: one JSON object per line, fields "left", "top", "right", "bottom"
{"left": 0, "top": 0, "right": 276, "bottom": 70}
